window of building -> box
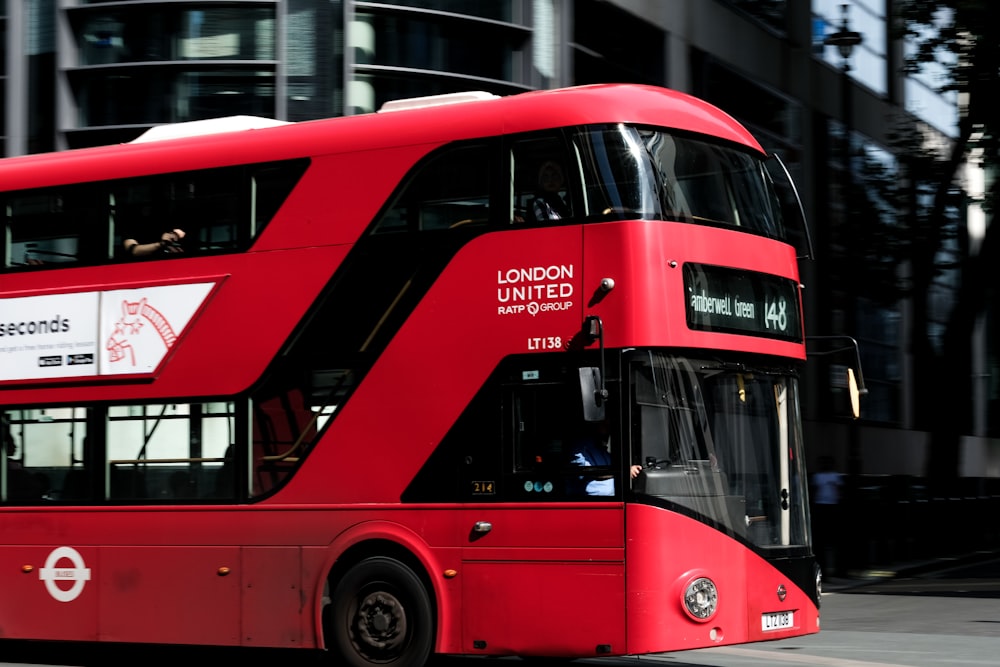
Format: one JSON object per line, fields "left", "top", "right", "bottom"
{"left": 1, "top": 7, "right": 5, "bottom": 155}
{"left": 347, "top": 5, "right": 529, "bottom": 114}
{"left": 694, "top": 53, "right": 803, "bottom": 150}
{"left": 1, "top": 9, "right": 6, "bottom": 74}
{"left": 721, "top": 0, "right": 788, "bottom": 34}
{"left": 901, "top": 7, "right": 959, "bottom": 136}
{"left": 72, "top": 68, "right": 277, "bottom": 128}
{"left": 825, "top": 130, "right": 903, "bottom": 424}
{"left": 855, "top": 299, "right": 900, "bottom": 423}
{"left": 572, "top": 0, "right": 665, "bottom": 85}
{"left": 75, "top": 7, "right": 276, "bottom": 66}
{"left": 363, "top": 0, "right": 515, "bottom": 22}
{"left": 286, "top": 0, "right": 338, "bottom": 122}
{"left": 813, "top": 0, "right": 887, "bottom": 95}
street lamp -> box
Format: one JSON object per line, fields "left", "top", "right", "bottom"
{"left": 823, "top": 3, "right": 862, "bottom": 186}
{"left": 823, "top": 4, "right": 865, "bottom": 525}
{"left": 824, "top": 4, "right": 862, "bottom": 73}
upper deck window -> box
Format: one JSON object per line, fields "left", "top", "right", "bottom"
{"left": 5, "top": 189, "right": 108, "bottom": 268}
{"left": 113, "top": 169, "right": 243, "bottom": 257}
{"left": 373, "top": 144, "right": 491, "bottom": 233}
{"left": 511, "top": 134, "right": 577, "bottom": 224}
{"left": 1, "top": 159, "right": 307, "bottom": 271}
{"left": 576, "top": 125, "right": 788, "bottom": 242}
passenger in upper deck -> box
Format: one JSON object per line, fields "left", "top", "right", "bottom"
{"left": 123, "top": 227, "right": 186, "bottom": 257}
{"left": 530, "top": 160, "right": 570, "bottom": 221}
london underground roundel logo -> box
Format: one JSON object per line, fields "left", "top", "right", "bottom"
{"left": 39, "top": 547, "right": 91, "bottom": 602}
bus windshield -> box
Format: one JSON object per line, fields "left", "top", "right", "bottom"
{"left": 577, "top": 125, "right": 787, "bottom": 241}
{"left": 629, "top": 351, "right": 809, "bottom": 552}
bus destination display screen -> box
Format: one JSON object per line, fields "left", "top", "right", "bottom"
{"left": 683, "top": 263, "right": 802, "bottom": 342}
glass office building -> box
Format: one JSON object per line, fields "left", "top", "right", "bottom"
{"left": 5, "top": 1, "right": 668, "bottom": 150}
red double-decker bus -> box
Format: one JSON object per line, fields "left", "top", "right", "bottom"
{"left": 0, "top": 84, "right": 821, "bottom": 666}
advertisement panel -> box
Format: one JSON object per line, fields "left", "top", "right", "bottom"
{"left": 0, "top": 283, "right": 214, "bottom": 382}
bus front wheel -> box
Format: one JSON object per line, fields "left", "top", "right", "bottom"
{"left": 328, "top": 556, "right": 434, "bottom": 667}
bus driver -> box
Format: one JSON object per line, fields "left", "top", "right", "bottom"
{"left": 569, "top": 420, "right": 643, "bottom": 496}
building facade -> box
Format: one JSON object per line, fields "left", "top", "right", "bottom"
{"left": 2, "top": 0, "right": 996, "bottom": 479}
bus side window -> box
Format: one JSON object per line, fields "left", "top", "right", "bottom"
{"left": 2, "top": 408, "right": 91, "bottom": 504}
{"left": 181, "top": 170, "right": 244, "bottom": 253}
{"left": 249, "top": 369, "right": 352, "bottom": 499}
{"left": 6, "top": 190, "right": 95, "bottom": 268}
{"left": 151, "top": 159, "right": 302, "bottom": 256}
{"left": 113, "top": 178, "right": 172, "bottom": 260}
{"left": 251, "top": 390, "right": 318, "bottom": 497}
{"left": 510, "top": 135, "right": 574, "bottom": 224}
{"left": 113, "top": 168, "right": 245, "bottom": 259}
{"left": 373, "top": 144, "right": 491, "bottom": 234}
{"left": 106, "top": 402, "right": 234, "bottom": 501}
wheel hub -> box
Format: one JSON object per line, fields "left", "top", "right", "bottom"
{"left": 355, "top": 591, "right": 407, "bottom": 653}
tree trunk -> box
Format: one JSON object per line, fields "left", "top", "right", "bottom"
{"left": 924, "top": 177, "right": 1000, "bottom": 482}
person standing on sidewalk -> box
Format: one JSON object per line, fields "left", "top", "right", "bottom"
{"left": 811, "top": 456, "right": 845, "bottom": 576}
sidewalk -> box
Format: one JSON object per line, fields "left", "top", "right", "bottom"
{"left": 822, "top": 548, "right": 1000, "bottom": 592}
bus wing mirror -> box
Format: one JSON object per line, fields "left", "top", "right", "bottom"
{"left": 847, "top": 367, "right": 861, "bottom": 420}
{"left": 579, "top": 367, "right": 606, "bottom": 422}
{"left": 806, "top": 335, "right": 868, "bottom": 420}
{"left": 580, "top": 315, "right": 609, "bottom": 421}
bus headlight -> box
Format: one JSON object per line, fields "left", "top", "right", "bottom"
{"left": 683, "top": 577, "right": 718, "bottom": 621}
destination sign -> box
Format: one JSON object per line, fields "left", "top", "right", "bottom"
{"left": 683, "top": 263, "right": 802, "bottom": 342}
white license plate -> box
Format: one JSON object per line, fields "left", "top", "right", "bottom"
{"left": 761, "top": 611, "right": 794, "bottom": 631}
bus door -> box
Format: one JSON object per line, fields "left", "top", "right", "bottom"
{"left": 458, "top": 358, "right": 627, "bottom": 656}
{"left": 97, "top": 402, "right": 243, "bottom": 645}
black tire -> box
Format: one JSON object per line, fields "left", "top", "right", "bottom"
{"left": 327, "top": 556, "right": 434, "bottom": 667}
